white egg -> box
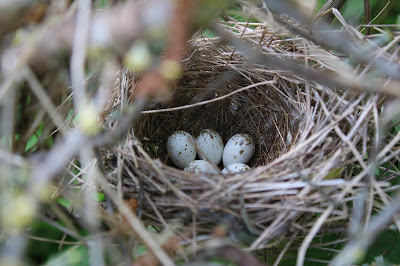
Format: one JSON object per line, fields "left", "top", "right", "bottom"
{"left": 222, "top": 163, "right": 250, "bottom": 174}
{"left": 222, "top": 133, "right": 255, "bottom": 167}
{"left": 184, "top": 160, "right": 219, "bottom": 174}
{"left": 196, "top": 129, "right": 224, "bottom": 165}
{"left": 167, "top": 131, "right": 196, "bottom": 169}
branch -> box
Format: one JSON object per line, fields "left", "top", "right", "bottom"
{"left": 0, "top": 0, "right": 41, "bottom": 38}
{"left": 214, "top": 24, "right": 400, "bottom": 96}
{"left": 1, "top": 0, "right": 174, "bottom": 74}
{"left": 364, "top": 0, "right": 371, "bottom": 35}
{"left": 130, "top": 0, "right": 199, "bottom": 98}
{"left": 96, "top": 173, "right": 176, "bottom": 266}
{"left": 262, "top": 0, "right": 400, "bottom": 82}
{"left": 91, "top": 97, "right": 147, "bottom": 147}
{"left": 332, "top": 193, "right": 400, "bottom": 266}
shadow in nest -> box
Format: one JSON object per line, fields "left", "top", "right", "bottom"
{"left": 134, "top": 42, "right": 302, "bottom": 168}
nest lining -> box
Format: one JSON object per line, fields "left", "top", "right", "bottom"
{"left": 135, "top": 46, "right": 302, "bottom": 168}
{"left": 104, "top": 23, "right": 376, "bottom": 249}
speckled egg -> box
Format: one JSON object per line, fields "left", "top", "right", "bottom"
{"left": 167, "top": 131, "right": 196, "bottom": 169}
{"left": 222, "top": 133, "right": 254, "bottom": 167}
{"left": 222, "top": 163, "right": 250, "bottom": 174}
{"left": 184, "top": 160, "right": 219, "bottom": 174}
{"left": 196, "top": 129, "right": 224, "bottom": 165}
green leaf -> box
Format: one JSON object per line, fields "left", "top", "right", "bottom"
{"left": 92, "top": 192, "right": 105, "bottom": 202}
{"left": 362, "top": 230, "right": 400, "bottom": 264}
{"left": 25, "top": 123, "right": 44, "bottom": 152}
{"left": 26, "top": 221, "right": 79, "bottom": 264}
{"left": 323, "top": 167, "right": 345, "bottom": 180}
{"left": 58, "top": 197, "right": 71, "bottom": 209}
{"left": 95, "top": 0, "right": 109, "bottom": 9}
{"left": 25, "top": 134, "right": 39, "bottom": 152}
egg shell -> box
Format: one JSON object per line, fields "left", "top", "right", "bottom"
{"left": 184, "top": 160, "right": 219, "bottom": 174}
{"left": 222, "top": 163, "right": 250, "bottom": 174}
{"left": 167, "top": 131, "right": 196, "bottom": 169}
{"left": 222, "top": 133, "right": 255, "bottom": 167}
{"left": 196, "top": 129, "right": 224, "bottom": 165}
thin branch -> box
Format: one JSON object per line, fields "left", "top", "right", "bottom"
{"left": 214, "top": 24, "right": 400, "bottom": 96}
{"left": 23, "top": 67, "right": 69, "bottom": 135}
{"left": 70, "top": 0, "right": 91, "bottom": 108}
{"left": 364, "top": 0, "right": 371, "bottom": 35}
{"left": 333, "top": 193, "right": 400, "bottom": 266}
{"left": 141, "top": 80, "right": 276, "bottom": 114}
{"left": 90, "top": 96, "right": 147, "bottom": 147}
{"left": 96, "top": 173, "right": 176, "bottom": 266}
{"left": 297, "top": 205, "right": 334, "bottom": 266}
{"left": 262, "top": 0, "right": 400, "bottom": 81}
{"left": 1, "top": 0, "right": 174, "bottom": 73}
{"left": 0, "top": 0, "right": 39, "bottom": 38}
{"left": 30, "top": 131, "right": 86, "bottom": 197}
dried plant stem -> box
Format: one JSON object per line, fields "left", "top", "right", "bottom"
{"left": 96, "top": 173, "right": 176, "bottom": 266}
{"left": 314, "top": 0, "right": 348, "bottom": 23}
{"left": 332, "top": 193, "right": 400, "bottom": 266}
{"left": 23, "top": 67, "right": 69, "bottom": 135}
{"left": 364, "top": 0, "right": 371, "bottom": 35}
{"left": 273, "top": 231, "right": 298, "bottom": 266}
{"left": 141, "top": 80, "right": 276, "bottom": 114}
{"left": 297, "top": 205, "right": 334, "bottom": 266}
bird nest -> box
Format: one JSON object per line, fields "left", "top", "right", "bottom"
{"left": 103, "top": 23, "right": 382, "bottom": 252}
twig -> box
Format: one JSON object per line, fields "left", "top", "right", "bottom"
{"left": 70, "top": 0, "right": 91, "bottom": 108}
{"left": 0, "top": 234, "right": 27, "bottom": 265}
{"left": 90, "top": 96, "right": 147, "bottom": 147}
{"left": 30, "top": 131, "right": 86, "bottom": 197}
{"left": 96, "top": 172, "right": 176, "bottom": 266}
{"left": 214, "top": 23, "right": 400, "bottom": 96}
{"left": 349, "top": 189, "right": 367, "bottom": 235}
{"left": 130, "top": 0, "right": 199, "bottom": 99}
{"left": 1, "top": 0, "right": 174, "bottom": 73}
{"left": 240, "top": 196, "right": 263, "bottom": 235}
{"left": 273, "top": 231, "right": 298, "bottom": 266}
{"left": 364, "top": 0, "right": 371, "bottom": 35}
{"left": 0, "top": 148, "right": 26, "bottom": 166}
{"left": 24, "top": 235, "right": 82, "bottom": 246}
{"left": 332, "top": 193, "right": 400, "bottom": 266}
{"left": 297, "top": 205, "right": 334, "bottom": 266}
{"left": 0, "top": 0, "right": 38, "bottom": 38}
{"left": 141, "top": 80, "right": 276, "bottom": 114}
{"left": 39, "top": 215, "right": 81, "bottom": 240}
{"left": 145, "top": 193, "right": 170, "bottom": 230}
{"left": 262, "top": 0, "right": 400, "bottom": 81}
{"left": 23, "top": 67, "right": 69, "bottom": 135}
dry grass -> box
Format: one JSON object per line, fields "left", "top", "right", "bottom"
{"left": 100, "top": 20, "right": 399, "bottom": 263}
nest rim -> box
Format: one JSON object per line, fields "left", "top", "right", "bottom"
{"left": 103, "top": 22, "right": 378, "bottom": 251}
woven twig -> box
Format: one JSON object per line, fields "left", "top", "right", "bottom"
{"left": 102, "top": 21, "right": 400, "bottom": 262}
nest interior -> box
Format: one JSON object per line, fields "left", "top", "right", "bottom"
{"left": 135, "top": 42, "right": 302, "bottom": 168}
{"left": 105, "top": 23, "right": 376, "bottom": 249}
